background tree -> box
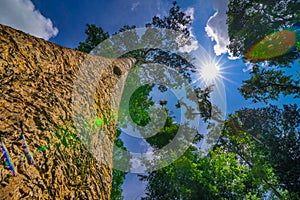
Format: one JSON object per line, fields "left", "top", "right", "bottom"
{"left": 141, "top": 115, "right": 288, "bottom": 199}
{"left": 227, "top": 0, "right": 299, "bottom": 63}
{"left": 239, "top": 66, "right": 300, "bottom": 102}
{"left": 227, "top": 0, "right": 300, "bottom": 103}
{"left": 226, "top": 1, "right": 299, "bottom": 198}
{"left": 77, "top": 24, "right": 109, "bottom": 53}
{"left": 236, "top": 105, "right": 300, "bottom": 196}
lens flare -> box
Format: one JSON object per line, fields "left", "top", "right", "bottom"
{"left": 1, "top": 143, "right": 17, "bottom": 176}
{"left": 244, "top": 25, "right": 300, "bottom": 62}
{"left": 21, "top": 134, "right": 37, "bottom": 167}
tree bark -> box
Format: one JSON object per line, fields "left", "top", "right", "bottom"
{"left": 0, "top": 24, "right": 135, "bottom": 200}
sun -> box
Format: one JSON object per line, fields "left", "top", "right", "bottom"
{"left": 193, "top": 54, "right": 224, "bottom": 87}
{"left": 189, "top": 45, "right": 235, "bottom": 89}
{"left": 199, "top": 62, "right": 220, "bottom": 84}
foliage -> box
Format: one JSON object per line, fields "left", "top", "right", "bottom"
{"left": 221, "top": 114, "right": 287, "bottom": 199}
{"left": 93, "top": 1, "right": 195, "bottom": 85}
{"left": 141, "top": 102, "right": 300, "bottom": 199}
{"left": 142, "top": 146, "right": 276, "bottom": 199}
{"left": 111, "top": 129, "right": 128, "bottom": 200}
{"left": 129, "top": 84, "right": 154, "bottom": 126}
{"left": 145, "top": 115, "right": 179, "bottom": 149}
{"left": 236, "top": 105, "right": 300, "bottom": 197}
{"left": 239, "top": 65, "right": 300, "bottom": 102}
{"left": 146, "top": 1, "right": 192, "bottom": 38}
{"left": 227, "top": 0, "right": 300, "bottom": 64}
{"left": 77, "top": 24, "right": 109, "bottom": 53}
{"left": 227, "top": 0, "right": 300, "bottom": 103}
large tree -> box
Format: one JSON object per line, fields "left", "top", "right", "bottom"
{"left": 76, "top": 2, "right": 202, "bottom": 199}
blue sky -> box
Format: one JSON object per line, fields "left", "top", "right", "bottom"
{"left": 1, "top": 0, "right": 263, "bottom": 113}
{"left": 0, "top": 0, "right": 254, "bottom": 113}
{"left": 32, "top": 0, "right": 260, "bottom": 112}
{"left": 29, "top": 0, "right": 214, "bottom": 49}
{"left": 1, "top": 0, "right": 298, "bottom": 199}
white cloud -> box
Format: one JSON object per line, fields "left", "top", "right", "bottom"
{"left": 0, "top": 0, "right": 58, "bottom": 40}
{"left": 131, "top": 1, "right": 141, "bottom": 11}
{"left": 185, "top": 7, "right": 195, "bottom": 21}
{"left": 227, "top": 53, "right": 240, "bottom": 60}
{"left": 205, "top": 0, "right": 230, "bottom": 56}
{"left": 156, "top": 0, "right": 168, "bottom": 18}
{"left": 130, "top": 150, "right": 154, "bottom": 173}
{"left": 179, "top": 38, "right": 199, "bottom": 53}
{"left": 243, "top": 61, "right": 255, "bottom": 72}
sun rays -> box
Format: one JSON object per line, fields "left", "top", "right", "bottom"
{"left": 185, "top": 45, "right": 241, "bottom": 118}
{"left": 189, "top": 45, "right": 239, "bottom": 90}
{"left": 191, "top": 49, "right": 226, "bottom": 88}
{"left": 198, "top": 58, "right": 221, "bottom": 85}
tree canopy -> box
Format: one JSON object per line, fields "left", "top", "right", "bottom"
{"left": 227, "top": 0, "right": 300, "bottom": 64}
{"left": 77, "top": 2, "right": 201, "bottom": 199}
{"left": 76, "top": 24, "right": 109, "bottom": 53}
{"left": 141, "top": 104, "right": 300, "bottom": 199}
{"left": 227, "top": 0, "right": 300, "bottom": 103}
{"left": 236, "top": 105, "right": 300, "bottom": 196}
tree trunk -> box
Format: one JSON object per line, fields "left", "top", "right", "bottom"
{"left": 0, "top": 24, "right": 134, "bottom": 200}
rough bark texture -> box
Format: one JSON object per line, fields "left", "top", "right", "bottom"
{"left": 0, "top": 24, "right": 134, "bottom": 199}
